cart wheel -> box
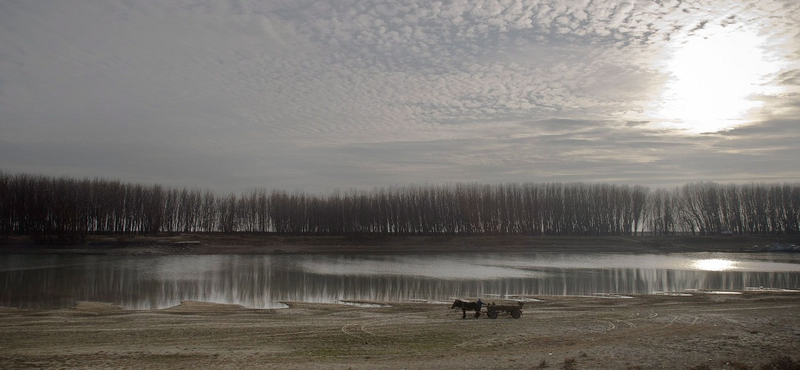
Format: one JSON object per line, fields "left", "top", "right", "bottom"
{"left": 488, "top": 311, "right": 499, "bottom": 319}
{"left": 511, "top": 310, "right": 521, "bottom": 319}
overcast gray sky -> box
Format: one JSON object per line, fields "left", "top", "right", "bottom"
{"left": 1, "top": 0, "right": 798, "bottom": 193}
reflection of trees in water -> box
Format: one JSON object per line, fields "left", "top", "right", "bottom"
{"left": 1, "top": 255, "right": 798, "bottom": 310}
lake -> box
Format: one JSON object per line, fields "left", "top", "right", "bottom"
{"left": 2, "top": 252, "right": 799, "bottom": 309}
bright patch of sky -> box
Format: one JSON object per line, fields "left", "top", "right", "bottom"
{"left": 0, "top": 0, "right": 798, "bottom": 193}
{"left": 654, "top": 21, "right": 784, "bottom": 133}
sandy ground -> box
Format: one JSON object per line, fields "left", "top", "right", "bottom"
{"left": 2, "top": 292, "right": 799, "bottom": 369}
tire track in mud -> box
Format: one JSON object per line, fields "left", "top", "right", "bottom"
{"left": 596, "top": 317, "right": 637, "bottom": 330}
{"left": 340, "top": 313, "right": 438, "bottom": 338}
{"left": 662, "top": 303, "right": 800, "bottom": 329}
{"left": 600, "top": 320, "right": 616, "bottom": 330}
{"left": 555, "top": 309, "right": 693, "bottom": 337}
{"left": 664, "top": 314, "right": 701, "bottom": 327}
{"left": 572, "top": 309, "right": 708, "bottom": 346}
{"left": 340, "top": 321, "right": 361, "bottom": 336}
{"left": 566, "top": 311, "right": 654, "bottom": 333}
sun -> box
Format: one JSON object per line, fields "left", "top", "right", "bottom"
{"left": 654, "top": 29, "right": 777, "bottom": 133}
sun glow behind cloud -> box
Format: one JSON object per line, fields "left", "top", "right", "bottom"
{"left": 654, "top": 28, "right": 780, "bottom": 134}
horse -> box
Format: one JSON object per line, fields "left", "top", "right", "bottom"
{"left": 451, "top": 299, "right": 484, "bottom": 319}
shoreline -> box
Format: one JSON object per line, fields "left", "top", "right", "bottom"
{"left": 1, "top": 233, "right": 798, "bottom": 255}
{"left": 4, "top": 234, "right": 800, "bottom": 368}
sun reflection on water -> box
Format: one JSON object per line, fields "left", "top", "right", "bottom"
{"left": 693, "top": 258, "right": 737, "bottom": 271}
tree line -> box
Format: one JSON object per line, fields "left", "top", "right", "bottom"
{"left": 0, "top": 172, "right": 797, "bottom": 241}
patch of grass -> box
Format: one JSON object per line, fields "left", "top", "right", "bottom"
{"left": 536, "top": 359, "right": 548, "bottom": 368}
{"left": 562, "top": 357, "right": 576, "bottom": 370}
{"left": 688, "top": 356, "right": 799, "bottom": 370}
{"left": 726, "top": 361, "right": 753, "bottom": 370}
{"left": 759, "top": 356, "right": 800, "bottom": 370}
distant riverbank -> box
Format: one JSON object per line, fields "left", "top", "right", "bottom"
{"left": 2, "top": 233, "right": 798, "bottom": 255}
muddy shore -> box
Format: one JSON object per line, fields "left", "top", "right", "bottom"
{"left": 2, "top": 292, "right": 799, "bottom": 369}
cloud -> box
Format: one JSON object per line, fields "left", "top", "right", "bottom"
{"left": 0, "top": 0, "right": 798, "bottom": 193}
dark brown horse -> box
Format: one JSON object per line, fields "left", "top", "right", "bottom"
{"left": 451, "top": 299, "right": 484, "bottom": 319}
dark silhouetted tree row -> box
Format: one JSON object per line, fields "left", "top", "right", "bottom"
{"left": 0, "top": 172, "right": 798, "bottom": 241}
{"left": 646, "top": 183, "right": 800, "bottom": 236}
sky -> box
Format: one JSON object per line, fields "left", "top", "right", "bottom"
{"left": 1, "top": 0, "right": 798, "bottom": 194}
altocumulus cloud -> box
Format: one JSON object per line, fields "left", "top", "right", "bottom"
{"left": 0, "top": 0, "right": 798, "bottom": 192}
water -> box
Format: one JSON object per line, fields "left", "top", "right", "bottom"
{"left": 1, "top": 252, "right": 799, "bottom": 309}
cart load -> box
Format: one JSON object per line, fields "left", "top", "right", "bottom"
{"left": 485, "top": 301, "right": 524, "bottom": 319}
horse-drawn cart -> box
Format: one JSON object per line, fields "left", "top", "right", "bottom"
{"left": 486, "top": 302, "right": 523, "bottom": 319}
{"left": 451, "top": 299, "right": 524, "bottom": 319}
